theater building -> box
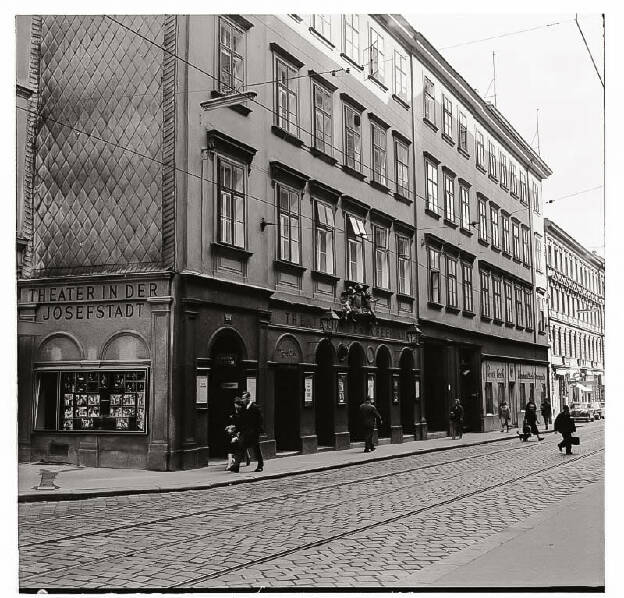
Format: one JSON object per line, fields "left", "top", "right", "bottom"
{"left": 17, "top": 14, "right": 424, "bottom": 470}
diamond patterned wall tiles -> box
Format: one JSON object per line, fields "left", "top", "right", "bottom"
{"left": 32, "top": 15, "right": 166, "bottom": 277}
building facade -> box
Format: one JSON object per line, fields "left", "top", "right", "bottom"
{"left": 544, "top": 219, "right": 605, "bottom": 414}
{"left": 397, "top": 20, "right": 552, "bottom": 433}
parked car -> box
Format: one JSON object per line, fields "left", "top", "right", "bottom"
{"left": 592, "top": 402, "right": 605, "bottom": 419}
{"left": 570, "top": 402, "right": 594, "bottom": 423}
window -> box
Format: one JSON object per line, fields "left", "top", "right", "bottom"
{"left": 428, "top": 246, "right": 441, "bottom": 304}
{"left": 443, "top": 96, "right": 453, "bottom": 138}
{"left": 522, "top": 227, "right": 531, "bottom": 266}
{"left": 502, "top": 214, "right": 510, "bottom": 254}
{"left": 535, "top": 234, "right": 543, "bottom": 272}
{"left": 488, "top": 140, "right": 497, "bottom": 178}
{"left": 519, "top": 171, "right": 528, "bottom": 204}
{"left": 219, "top": 18, "right": 245, "bottom": 93}
{"left": 490, "top": 206, "right": 500, "bottom": 248}
{"left": 37, "top": 370, "right": 148, "bottom": 432}
{"left": 313, "top": 15, "right": 331, "bottom": 41}
{"left": 458, "top": 110, "right": 468, "bottom": 152}
{"left": 395, "top": 139, "right": 410, "bottom": 198}
{"left": 485, "top": 383, "right": 494, "bottom": 415}
{"left": 313, "top": 82, "right": 333, "bottom": 154}
{"left": 512, "top": 221, "right": 520, "bottom": 259}
{"left": 504, "top": 280, "right": 513, "bottom": 324}
{"left": 343, "top": 103, "right": 361, "bottom": 172}
{"left": 315, "top": 201, "right": 335, "bottom": 275}
{"left": 525, "top": 289, "right": 534, "bottom": 330}
{"left": 500, "top": 152, "right": 508, "bottom": 188}
{"left": 425, "top": 159, "right": 439, "bottom": 213}
{"left": 397, "top": 235, "right": 411, "bottom": 295}
{"left": 510, "top": 162, "right": 518, "bottom": 196}
{"left": 492, "top": 276, "right": 502, "bottom": 320}
{"left": 343, "top": 15, "right": 359, "bottom": 63}
{"left": 462, "top": 262, "right": 473, "bottom": 312}
{"left": 374, "top": 226, "right": 390, "bottom": 289}
{"left": 478, "top": 198, "right": 488, "bottom": 242}
{"left": 394, "top": 50, "right": 409, "bottom": 101}
{"left": 532, "top": 181, "right": 540, "bottom": 213}
{"left": 520, "top": 384, "right": 526, "bottom": 410}
{"left": 424, "top": 76, "right": 436, "bottom": 124}
{"left": 275, "top": 57, "right": 298, "bottom": 134}
{"left": 369, "top": 27, "right": 385, "bottom": 83}
{"left": 515, "top": 286, "right": 524, "bottom": 327}
{"left": 476, "top": 130, "right": 485, "bottom": 169}
{"left": 538, "top": 296, "right": 546, "bottom": 333}
{"left": 480, "top": 270, "right": 491, "bottom": 318}
{"left": 347, "top": 215, "right": 366, "bottom": 283}
{"left": 446, "top": 256, "right": 458, "bottom": 307}
{"left": 460, "top": 184, "right": 470, "bottom": 230}
{"left": 218, "top": 158, "right": 246, "bottom": 248}
{"left": 443, "top": 172, "right": 455, "bottom": 222}
{"left": 278, "top": 184, "right": 300, "bottom": 264}
{"left": 371, "top": 123, "right": 387, "bottom": 185}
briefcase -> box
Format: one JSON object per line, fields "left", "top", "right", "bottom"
{"left": 570, "top": 436, "right": 580, "bottom": 445}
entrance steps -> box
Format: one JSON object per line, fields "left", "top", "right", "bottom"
{"left": 427, "top": 431, "right": 449, "bottom": 440}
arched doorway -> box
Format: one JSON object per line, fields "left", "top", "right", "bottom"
{"left": 400, "top": 348, "right": 416, "bottom": 436}
{"left": 347, "top": 343, "right": 365, "bottom": 442}
{"left": 375, "top": 346, "right": 392, "bottom": 439}
{"left": 315, "top": 339, "right": 335, "bottom": 448}
{"left": 208, "top": 328, "right": 247, "bottom": 458}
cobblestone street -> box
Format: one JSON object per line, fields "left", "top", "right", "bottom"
{"left": 19, "top": 422, "right": 604, "bottom": 591}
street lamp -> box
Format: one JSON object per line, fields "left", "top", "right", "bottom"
{"left": 320, "top": 310, "right": 340, "bottom": 336}
{"left": 406, "top": 324, "right": 422, "bottom": 346}
{"left": 200, "top": 91, "right": 258, "bottom": 111}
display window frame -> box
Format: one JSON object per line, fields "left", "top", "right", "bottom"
{"left": 32, "top": 367, "right": 150, "bottom": 435}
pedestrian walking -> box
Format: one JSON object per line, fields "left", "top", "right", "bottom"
{"left": 498, "top": 399, "right": 511, "bottom": 432}
{"left": 240, "top": 391, "right": 264, "bottom": 472}
{"left": 449, "top": 398, "right": 464, "bottom": 440}
{"left": 523, "top": 397, "right": 544, "bottom": 441}
{"left": 226, "top": 398, "right": 246, "bottom": 473}
{"left": 359, "top": 397, "right": 382, "bottom": 452}
{"left": 554, "top": 404, "right": 577, "bottom": 455}
{"left": 541, "top": 399, "right": 552, "bottom": 430}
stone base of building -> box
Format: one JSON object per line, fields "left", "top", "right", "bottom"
{"left": 390, "top": 425, "right": 403, "bottom": 443}
{"left": 334, "top": 431, "right": 350, "bottom": 450}
{"left": 413, "top": 422, "right": 428, "bottom": 440}
{"left": 300, "top": 434, "right": 318, "bottom": 454}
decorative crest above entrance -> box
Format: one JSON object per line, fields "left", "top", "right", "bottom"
{"left": 339, "top": 283, "right": 376, "bottom": 324}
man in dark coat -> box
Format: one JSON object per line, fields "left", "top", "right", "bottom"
{"left": 541, "top": 399, "right": 552, "bottom": 430}
{"left": 524, "top": 398, "right": 544, "bottom": 441}
{"left": 359, "top": 397, "right": 382, "bottom": 452}
{"left": 241, "top": 391, "right": 264, "bottom": 472}
{"left": 449, "top": 398, "right": 464, "bottom": 439}
{"left": 554, "top": 404, "right": 577, "bottom": 454}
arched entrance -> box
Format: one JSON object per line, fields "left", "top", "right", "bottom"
{"left": 315, "top": 339, "right": 335, "bottom": 448}
{"left": 347, "top": 343, "right": 365, "bottom": 442}
{"left": 273, "top": 334, "right": 303, "bottom": 452}
{"left": 208, "top": 328, "right": 247, "bottom": 458}
{"left": 400, "top": 348, "right": 416, "bottom": 436}
{"left": 375, "top": 346, "right": 392, "bottom": 439}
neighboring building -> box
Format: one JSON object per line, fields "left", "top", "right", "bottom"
{"left": 544, "top": 219, "right": 605, "bottom": 415}
{"left": 17, "top": 14, "right": 423, "bottom": 470}
{"left": 394, "top": 19, "right": 552, "bottom": 433}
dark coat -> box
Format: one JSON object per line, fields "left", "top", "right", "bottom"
{"left": 554, "top": 411, "right": 576, "bottom": 435}
{"left": 241, "top": 402, "right": 263, "bottom": 443}
{"left": 449, "top": 402, "right": 464, "bottom": 422}
{"left": 360, "top": 402, "right": 382, "bottom": 429}
{"left": 524, "top": 401, "right": 538, "bottom": 424}
{"left": 541, "top": 401, "right": 552, "bottom": 418}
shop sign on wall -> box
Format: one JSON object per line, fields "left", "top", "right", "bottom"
{"left": 392, "top": 375, "right": 400, "bottom": 404}
{"left": 304, "top": 375, "right": 314, "bottom": 406}
{"left": 367, "top": 374, "right": 376, "bottom": 402}
{"left": 485, "top": 361, "right": 507, "bottom": 383}
{"left": 246, "top": 377, "right": 257, "bottom": 402}
{"left": 196, "top": 373, "right": 208, "bottom": 405}
{"left": 337, "top": 374, "right": 347, "bottom": 405}
{"left": 518, "top": 365, "right": 535, "bottom": 382}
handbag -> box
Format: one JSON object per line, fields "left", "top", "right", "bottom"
{"left": 569, "top": 436, "right": 580, "bottom": 445}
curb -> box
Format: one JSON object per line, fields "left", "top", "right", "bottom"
{"left": 19, "top": 429, "right": 557, "bottom": 503}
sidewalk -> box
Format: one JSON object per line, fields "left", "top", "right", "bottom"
{"left": 18, "top": 427, "right": 556, "bottom": 503}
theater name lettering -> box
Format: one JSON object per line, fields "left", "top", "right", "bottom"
{"left": 27, "top": 283, "right": 159, "bottom": 321}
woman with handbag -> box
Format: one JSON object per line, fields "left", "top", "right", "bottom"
{"left": 554, "top": 404, "right": 577, "bottom": 454}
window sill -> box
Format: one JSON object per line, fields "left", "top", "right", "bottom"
{"left": 311, "top": 270, "right": 340, "bottom": 285}
{"left": 396, "top": 292, "right": 414, "bottom": 303}
{"left": 493, "top": 318, "right": 504, "bottom": 326}
{"left": 372, "top": 286, "right": 394, "bottom": 298}
{"left": 442, "top": 133, "right": 456, "bottom": 147}
{"left": 502, "top": 251, "right": 512, "bottom": 259}
{"left": 271, "top": 125, "right": 304, "bottom": 147}
{"left": 458, "top": 146, "right": 470, "bottom": 160}
{"left": 310, "top": 147, "right": 338, "bottom": 166}
{"left": 476, "top": 164, "right": 487, "bottom": 175}
{"left": 489, "top": 174, "right": 498, "bottom": 183}
{"left": 369, "top": 179, "right": 390, "bottom": 194}
{"left": 394, "top": 191, "right": 413, "bottom": 205}
{"left": 538, "top": 330, "right": 546, "bottom": 335}
{"left": 526, "top": 327, "right": 534, "bottom": 333}
{"left": 423, "top": 117, "right": 438, "bottom": 133}
{"left": 478, "top": 238, "right": 489, "bottom": 247}
{"left": 445, "top": 305, "right": 460, "bottom": 314}
{"left": 392, "top": 94, "right": 410, "bottom": 110}
{"left": 444, "top": 218, "right": 458, "bottom": 229}
{"left": 340, "top": 53, "right": 364, "bottom": 71}
{"left": 210, "top": 90, "right": 252, "bottom": 116}
{"left": 427, "top": 301, "right": 444, "bottom": 311}
{"left": 505, "top": 321, "right": 515, "bottom": 328}
{"left": 459, "top": 227, "right": 473, "bottom": 237}
{"left": 309, "top": 27, "right": 335, "bottom": 49}
{"left": 515, "top": 325, "right": 525, "bottom": 331}
{"left": 523, "top": 262, "right": 531, "bottom": 269}
{"left": 513, "top": 257, "right": 522, "bottom": 264}
{"left": 462, "top": 310, "right": 476, "bottom": 318}
{"left": 211, "top": 242, "right": 253, "bottom": 261}
{"left": 510, "top": 191, "right": 519, "bottom": 200}
{"left": 500, "top": 183, "right": 509, "bottom": 192}
{"left": 491, "top": 245, "right": 501, "bottom": 253}
{"left": 425, "top": 208, "right": 441, "bottom": 220}
{"left": 274, "top": 259, "right": 306, "bottom": 276}
{"left": 341, "top": 163, "right": 366, "bottom": 181}
{"left": 481, "top": 315, "right": 492, "bottom": 322}
{"left": 367, "top": 74, "right": 388, "bottom": 92}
